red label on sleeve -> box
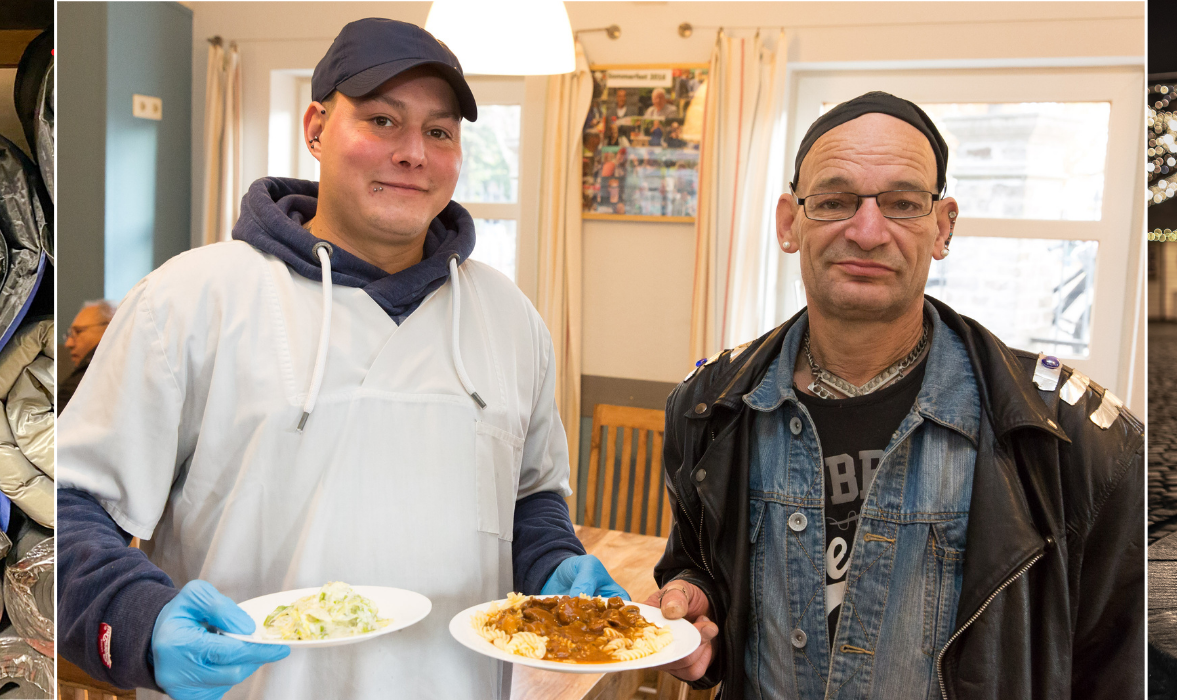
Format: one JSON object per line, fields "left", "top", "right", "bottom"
{"left": 98, "top": 623, "right": 113, "bottom": 668}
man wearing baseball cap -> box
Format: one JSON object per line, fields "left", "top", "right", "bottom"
{"left": 646, "top": 92, "right": 1143, "bottom": 698}
{"left": 58, "top": 18, "right": 624, "bottom": 700}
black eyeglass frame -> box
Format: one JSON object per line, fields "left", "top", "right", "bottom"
{"left": 795, "top": 190, "right": 942, "bottom": 221}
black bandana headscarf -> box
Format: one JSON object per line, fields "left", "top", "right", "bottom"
{"left": 791, "top": 91, "right": 949, "bottom": 195}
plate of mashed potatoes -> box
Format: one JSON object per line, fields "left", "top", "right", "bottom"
{"left": 222, "top": 581, "right": 431, "bottom": 648}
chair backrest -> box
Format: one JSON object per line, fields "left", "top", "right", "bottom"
{"left": 584, "top": 404, "right": 673, "bottom": 537}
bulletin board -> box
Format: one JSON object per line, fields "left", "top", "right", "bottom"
{"left": 581, "top": 63, "right": 709, "bottom": 223}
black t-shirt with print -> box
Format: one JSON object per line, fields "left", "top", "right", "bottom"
{"left": 796, "top": 352, "right": 928, "bottom": 648}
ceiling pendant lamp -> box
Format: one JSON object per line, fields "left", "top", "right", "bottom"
{"left": 425, "top": 0, "right": 575, "bottom": 76}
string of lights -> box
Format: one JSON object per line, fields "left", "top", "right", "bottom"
{"left": 1148, "top": 83, "right": 1177, "bottom": 241}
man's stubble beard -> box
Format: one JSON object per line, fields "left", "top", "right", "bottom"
{"left": 801, "top": 254, "right": 927, "bottom": 325}
{"left": 322, "top": 182, "right": 435, "bottom": 245}
{"left": 360, "top": 205, "right": 435, "bottom": 243}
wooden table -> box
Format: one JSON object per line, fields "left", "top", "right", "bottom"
{"left": 510, "top": 525, "right": 668, "bottom": 700}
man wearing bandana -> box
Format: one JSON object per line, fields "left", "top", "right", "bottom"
{"left": 646, "top": 92, "right": 1143, "bottom": 699}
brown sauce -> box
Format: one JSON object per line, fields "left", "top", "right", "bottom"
{"left": 487, "top": 595, "right": 651, "bottom": 663}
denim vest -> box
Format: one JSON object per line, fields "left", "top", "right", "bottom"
{"left": 743, "top": 302, "right": 980, "bottom": 700}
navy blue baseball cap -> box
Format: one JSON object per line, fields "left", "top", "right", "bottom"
{"left": 312, "top": 18, "right": 478, "bottom": 122}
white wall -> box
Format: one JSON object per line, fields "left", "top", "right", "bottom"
{"left": 187, "top": 1, "right": 1145, "bottom": 392}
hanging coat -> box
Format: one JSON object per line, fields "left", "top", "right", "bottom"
{"left": 58, "top": 241, "right": 571, "bottom": 700}
{"left": 0, "top": 319, "right": 53, "bottom": 528}
{"left": 0, "top": 137, "right": 48, "bottom": 352}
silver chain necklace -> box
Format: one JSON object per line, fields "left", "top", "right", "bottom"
{"left": 804, "top": 319, "right": 929, "bottom": 400}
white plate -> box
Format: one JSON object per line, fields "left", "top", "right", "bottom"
{"left": 221, "top": 586, "right": 432, "bottom": 648}
{"left": 449, "top": 597, "right": 701, "bottom": 673}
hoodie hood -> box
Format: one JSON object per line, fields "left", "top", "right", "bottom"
{"left": 232, "top": 177, "right": 476, "bottom": 324}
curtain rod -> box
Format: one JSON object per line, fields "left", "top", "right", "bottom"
{"left": 575, "top": 25, "right": 620, "bottom": 39}
{"left": 206, "top": 35, "right": 239, "bottom": 49}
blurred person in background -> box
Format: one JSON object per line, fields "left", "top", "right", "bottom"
{"left": 59, "top": 299, "right": 115, "bottom": 411}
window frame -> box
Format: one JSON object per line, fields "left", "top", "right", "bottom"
{"left": 455, "top": 78, "right": 524, "bottom": 285}
{"left": 454, "top": 76, "right": 545, "bottom": 301}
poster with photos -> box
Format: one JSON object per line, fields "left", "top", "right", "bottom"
{"left": 582, "top": 64, "right": 708, "bottom": 221}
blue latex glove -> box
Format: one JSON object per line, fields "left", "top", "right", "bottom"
{"left": 541, "top": 554, "right": 630, "bottom": 600}
{"left": 152, "top": 580, "right": 290, "bottom": 700}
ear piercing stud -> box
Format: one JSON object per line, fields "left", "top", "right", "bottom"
{"left": 308, "top": 136, "right": 320, "bottom": 147}
{"left": 944, "top": 211, "right": 956, "bottom": 255}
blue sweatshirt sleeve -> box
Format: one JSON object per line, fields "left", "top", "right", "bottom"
{"left": 512, "top": 491, "right": 586, "bottom": 594}
{"left": 57, "top": 488, "right": 178, "bottom": 691}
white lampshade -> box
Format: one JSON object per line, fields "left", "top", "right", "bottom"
{"left": 425, "top": 0, "right": 575, "bottom": 76}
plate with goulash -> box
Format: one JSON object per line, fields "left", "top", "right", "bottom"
{"left": 449, "top": 593, "right": 701, "bottom": 672}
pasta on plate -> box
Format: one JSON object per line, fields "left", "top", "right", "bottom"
{"left": 471, "top": 593, "right": 674, "bottom": 663}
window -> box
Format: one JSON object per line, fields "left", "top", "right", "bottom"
{"left": 787, "top": 65, "right": 1144, "bottom": 387}
{"left": 453, "top": 95, "right": 523, "bottom": 281}
{"left": 911, "top": 102, "right": 1110, "bottom": 222}
{"left": 926, "top": 237, "right": 1096, "bottom": 357}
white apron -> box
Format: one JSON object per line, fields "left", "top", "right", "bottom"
{"left": 59, "top": 242, "right": 571, "bottom": 700}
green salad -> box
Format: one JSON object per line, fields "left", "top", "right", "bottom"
{"left": 262, "top": 581, "right": 392, "bottom": 640}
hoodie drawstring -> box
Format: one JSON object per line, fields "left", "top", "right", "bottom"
{"left": 297, "top": 242, "right": 334, "bottom": 431}
{"left": 297, "top": 247, "right": 483, "bottom": 432}
{"left": 449, "top": 254, "right": 486, "bottom": 408}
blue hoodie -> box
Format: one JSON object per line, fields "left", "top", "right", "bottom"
{"left": 57, "top": 179, "right": 584, "bottom": 691}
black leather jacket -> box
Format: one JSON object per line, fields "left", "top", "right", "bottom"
{"left": 655, "top": 297, "right": 1143, "bottom": 700}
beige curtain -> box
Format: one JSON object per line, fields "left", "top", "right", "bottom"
{"left": 690, "top": 30, "right": 790, "bottom": 359}
{"left": 536, "top": 42, "right": 593, "bottom": 512}
{"left": 201, "top": 38, "right": 242, "bottom": 246}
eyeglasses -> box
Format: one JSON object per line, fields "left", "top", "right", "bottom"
{"left": 796, "top": 190, "right": 940, "bottom": 221}
{"left": 66, "top": 322, "right": 108, "bottom": 341}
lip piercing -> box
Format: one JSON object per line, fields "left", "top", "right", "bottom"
{"left": 373, "top": 186, "right": 384, "bottom": 192}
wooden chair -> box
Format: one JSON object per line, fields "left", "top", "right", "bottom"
{"left": 584, "top": 404, "right": 673, "bottom": 537}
